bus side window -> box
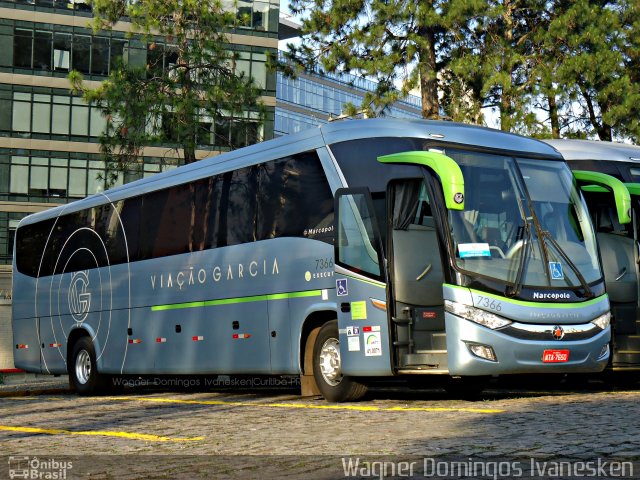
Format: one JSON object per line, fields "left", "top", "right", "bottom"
{"left": 100, "top": 198, "right": 142, "bottom": 264}
{"left": 15, "top": 218, "right": 56, "bottom": 277}
{"left": 139, "top": 182, "right": 198, "bottom": 258}
{"left": 258, "top": 151, "right": 334, "bottom": 244}
{"left": 221, "top": 166, "right": 260, "bottom": 247}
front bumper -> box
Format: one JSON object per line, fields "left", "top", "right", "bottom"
{"left": 446, "top": 313, "right": 610, "bottom": 376}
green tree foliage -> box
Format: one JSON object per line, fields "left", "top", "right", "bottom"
{"left": 289, "top": 0, "right": 640, "bottom": 139}
{"left": 284, "top": 0, "right": 486, "bottom": 119}
{"left": 70, "top": 0, "right": 264, "bottom": 184}
{"left": 447, "top": 0, "right": 549, "bottom": 133}
{"left": 618, "top": 0, "right": 640, "bottom": 142}
{"left": 534, "top": 0, "right": 640, "bottom": 140}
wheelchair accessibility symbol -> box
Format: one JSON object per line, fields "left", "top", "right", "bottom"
{"left": 336, "top": 278, "right": 348, "bottom": 296}
{"left": 549, "top": 262, "right": 564, "bottom": 280}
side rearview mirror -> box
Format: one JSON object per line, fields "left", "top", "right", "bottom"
{"left": 574, "top": 170, "right": 631, "bottom": 225}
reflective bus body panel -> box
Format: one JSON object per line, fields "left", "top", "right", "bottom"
{"left": 12, "top": 119, "right": 611, "bottom": 379}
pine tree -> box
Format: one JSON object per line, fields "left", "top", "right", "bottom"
{"left": 446, "top": 0, "right": 552, "bottom": 133}
{"left": 289, "top": 0, "right": 639, "bottom": 139}
{"left": 535, "top": 0, "right": 640, "bottom": 140}
{"left": 70, "top": 0, "right": 264, "bottom": 184}
{"left": 284, "top": 0, "right": 486, "bottom": 120}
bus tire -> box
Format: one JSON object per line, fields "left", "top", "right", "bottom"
{"left": 312, "top": 320, "right": 367, "bottom": 402}
{"left": 69, "top": 337, "right": 108, "bottom": 395}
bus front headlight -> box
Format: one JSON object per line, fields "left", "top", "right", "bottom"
{"left": 444, "top": 300, "right": 512, "bottom": 330}
{"left": 591, "top": 312, "right": 611, "bottom": 330}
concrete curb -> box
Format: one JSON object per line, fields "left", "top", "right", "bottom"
{"left": 0, "top": 385, "right": 72, "bottom": 397}
{"left": 0, "top": 374, "right": 72, "bottom": 397}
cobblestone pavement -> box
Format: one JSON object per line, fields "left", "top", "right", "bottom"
{"left": 0, "top": 379, "right": 639, "bottom": 478}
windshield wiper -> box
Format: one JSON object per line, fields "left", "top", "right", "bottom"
{"left": 505, "top": 220, "right": 532, "bottom": 297}
{"left": 540, "top": 230, "right": 594, "bottom": 299}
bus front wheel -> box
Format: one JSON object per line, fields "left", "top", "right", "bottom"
{"left": 312, "top": 320, "right": 367, "bottom": 402}
{"left": 69, "top": 337, "right": 108, "bottom": 395}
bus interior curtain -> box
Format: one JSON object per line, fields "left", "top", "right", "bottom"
{"left": 393, "top": 180, "right": 422, "bottom": 230}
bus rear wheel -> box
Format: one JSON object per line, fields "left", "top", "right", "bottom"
{"left": 69, "top": 337, "right": 109, "bottom": 395}
{"left": 312, "top": 320, "right": 367, "bottom": 402}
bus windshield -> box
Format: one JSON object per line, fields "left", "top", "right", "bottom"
{"left": 447, "top": 149, "right": 601, "bottom": 288}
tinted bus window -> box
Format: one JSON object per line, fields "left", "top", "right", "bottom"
{"left": 15, "top": 217, "right": 56, "bottom": 277}
{"left": 15, "top": 150, "right": 334, "bottom": 277}
{"left": 330, "top": 137, "right": 426, "bottom": 193}
{"left": 139, "top": 183, "right": 196, "bottom": 259}
{"left": 259, "top": 152, "right": 334, "bottom": 243}
{"left": 224, "top": 166, "right": 260, "bottom": 247}
{"left": 565, "top": 160, "right": 624, "bottom": 180}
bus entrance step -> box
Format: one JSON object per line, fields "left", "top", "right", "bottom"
{"left": 614, "top": 335, "right": 640, "bottom": 352}
{"left": 402, "top": 352, "right": 448, "bottom": 369}
{"left": 612, "top": 351, "right": 640, "bottom": 367}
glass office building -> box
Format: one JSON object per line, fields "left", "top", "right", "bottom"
{"left": 275, "top": 52, "right": 422, "bottom": 136}
{"left": 0, "top": 0, "right": 281, "bottom": 368}
{"left": 0, "top": 0, "right": 279, "bottom": 271}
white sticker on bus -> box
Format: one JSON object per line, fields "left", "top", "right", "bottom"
{"left": 364, "top": 331, "right": 382, "bottom": 357}
{"left": 348, "top": 336, "right": 361, "bottom": 352}
{"left": 458, "top": 243, "right": 491, "bottom": 258}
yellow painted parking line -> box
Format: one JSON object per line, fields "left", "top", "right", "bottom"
{"left": 0, "top": 425, "right": 203, "bottom": 442}
{"left": 600, "top": 391, "right": 640, "bottom": 395}
{"left": 104, "top": 396, "right": 504, "bottom": 414}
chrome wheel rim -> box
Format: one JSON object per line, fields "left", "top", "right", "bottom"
{"left": 75, "top": 349, "right": 91, "bottom": 385}
{"left": 319, "top": 338, "right": 342, "bottom": 386}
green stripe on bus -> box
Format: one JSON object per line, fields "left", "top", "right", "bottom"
{"left": 151, "top": 290, "right": 323, "bottom": 312}
{"left": 443, "top": 284, "right": 608, "bottom": 309}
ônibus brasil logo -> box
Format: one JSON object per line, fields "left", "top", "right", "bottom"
{"left": 68, "top": 270, "right": 91, "bottom": 323}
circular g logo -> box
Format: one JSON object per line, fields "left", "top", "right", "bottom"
{"left": 69, "top": 271, "right": 91, "bottom": 323}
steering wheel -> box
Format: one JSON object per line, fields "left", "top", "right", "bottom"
{"left": 505, "top": 240, "right": 524, "bottom": 259}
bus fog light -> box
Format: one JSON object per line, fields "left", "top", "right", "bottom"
{"left": 467, "top": 343, "right": 497, "bottom": 362}
{"left": 598, "top": 344, "right": 609, "bottom": 360}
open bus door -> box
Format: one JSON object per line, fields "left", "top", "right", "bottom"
{"left": 385, "top": 176, "right": 449, "bottom": 373}
{"left": 307, "top": 187, "right": 390, "bottom": 401}
{"left": 333, "top": 188, "right": 391, "bottom": 374}
{"left": 378, "top": 151, "right": 465, "bottom": 374}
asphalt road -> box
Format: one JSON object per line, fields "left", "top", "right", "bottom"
{"left": 1, "top": 378, "right": 639, "bottom": 479}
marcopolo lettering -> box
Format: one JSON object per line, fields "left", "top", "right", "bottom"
{"left": 532, "top": 291, "right": 571, "bottom": 300}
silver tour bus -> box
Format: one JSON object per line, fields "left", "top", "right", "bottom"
{"left": 546, "top": 139, "right": 640, "bottom": 373}
{"left": 12, "top": 120, "right": 620, "bottom": 402}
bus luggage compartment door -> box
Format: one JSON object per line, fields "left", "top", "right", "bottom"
{"left": 11, "top": 316, "right": 41, "bottom": 373}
